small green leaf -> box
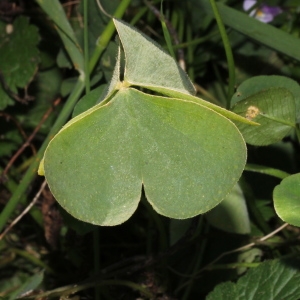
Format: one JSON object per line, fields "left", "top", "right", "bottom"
{"left": 43, "top": 88, "right": 246, "bottom": 225}
{"left": 0, "top": 17, "right": 40, "bottom": 110}
{"left": 205, "top": 184, "right": 250, "bottom": 234}
{"left": 232, "top": 87, "right": 296, "bottom": 146}
{"left": 273, "top": 173, "right": 300, "bottom": 226}
{"left": 206, "top": 258, "right": 300, "bottom": 300}
{"left": 114, "top": 19, "right": 196, "bottom": 96}
{"left": 231, "top": 75, "right": 300, "bottom": 121}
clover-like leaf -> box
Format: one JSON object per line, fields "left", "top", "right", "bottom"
{"left": 232, "top": 87, "right": 296, "bottom": 146}
{"left": 41, "top": 19, "right": 247, "bottom": 226}
{"left": 43, "top": 88, "right": 246, "bottom": 225}
{"left": 0, "top": 16, "right": 40, "bottom": 110}
{"left": 273, "top": 173, "right": 300, "bottom": 226}
{"left": 114, "top": 19, "right": 196, "bottom": 96}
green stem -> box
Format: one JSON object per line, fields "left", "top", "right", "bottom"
{"left": 181, "top": 218, "right": 207, "bottom": 299}
{"left": 209, "top": 0, "right": 235, "bottom": 108}
{"left": 205, "top": 261, "right": 260, "bottom": 270}
{"left": 239, "top": 177, "right": 271, "bottom": 234}
{"left": 186, "top": 23, "right": 194, "bottom": 81}
{"left": 84, "top": 0, "right": 90, "bottom": 94}
{"left": 0, "top": 0, "right": 131, "bottom": 233}
{"left": 0, "top": 82, "right": 84, "bottom": 232}
{"left": 89, "top": 0, "right": 132, "bottom": 73}
{"left": 29, "top": 279, "right": 154, "bottom": 299}
{"left": 93, "top": 228, "right": 101, "bottom": 300}
{"left": 173, "top": 30, "right": 219, "bottom": 49}
{"left": 295, "top": 124, "right": 300, "bottom": 143}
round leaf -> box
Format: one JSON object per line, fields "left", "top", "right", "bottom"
{"left": 274, "top": 173, "right": 300, "bottom": 226}
{"left": 43, "top": 88, "right": 246, "bottom": 226}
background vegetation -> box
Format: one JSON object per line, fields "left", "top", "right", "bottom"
{"left": 1, "top": 0, "right": 300, "bottom": 299}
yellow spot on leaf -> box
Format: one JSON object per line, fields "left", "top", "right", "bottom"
{"left": 246, "top": 106, "right": 260, "bottom": 120}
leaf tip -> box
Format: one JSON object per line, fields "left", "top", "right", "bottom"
{"left": 38, "top": 158, "right": 45, "bottom": 176}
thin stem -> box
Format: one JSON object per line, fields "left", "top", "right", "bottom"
{"left": 209, "top": 0, "right": 235, "bottom": 108}
{"left": 29, "top": 279, "right": 154, "bottom": 299}
{"left": 177, "top": 223, "right": 288, "bottom": 292}
{"left": 94, "top": 228, "right": 101, "bottom": 300}
{"left": 0, "top": 180, "right": 47, "bottom": 241}
{"left": 89, "top": 0, "right": 132, "bottom": 73}
{"left": 11, "top": 247, "right": 55, "bottom": 274}
{"left": 84, "top": 0, "right": 90, "bottom": 94}
{"left": 0, "top": 82, "right": 84, "bottom": 232}
{"left": 2, "top": 98, "right": 61, "bottom": 177}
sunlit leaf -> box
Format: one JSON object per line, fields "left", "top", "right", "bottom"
{"left": 114, "top": 19, "right": 196, "bottom": 96}
{"left": 43, "top": 88, "right": 246, "bottom": 225}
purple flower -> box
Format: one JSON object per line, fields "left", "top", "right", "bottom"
{"left": 243, "top": 0, "right": 282, "bottom": 23}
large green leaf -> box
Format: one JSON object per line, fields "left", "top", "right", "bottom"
{"left": 273, "top": 173, "right": 300, "bottom": 226}
{"left": 43, "top": 88, "right": 246, "bottom": 225}
{"left": 40, "top": 19, "right": 247, "bottom": 226}
{"left": 206, "top": 258, "right": 300, "bottom": 300}
{"left": 232, "top": 85, "right": 296, "bottom": 146}
{"left": 0, "top": 16, "right": 40, "bottom": 110}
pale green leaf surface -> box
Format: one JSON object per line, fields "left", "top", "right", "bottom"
{"left": 205, "top": 184, "right": 250, "bottom": 234}
{"left": 274, "top": 173, "right": 300, "bottom": 226}
{"left": 102, "top": 42, "right": 121, "bottom": 99}
{"left": 43, "top": 88, "right": 246, "bottom": 225}
{"left": 232, "top": 87, "right": 295, "bottom": 146}
{"left": 206, "top": 258, "right": 300, "bottom": 300}
{"left": 113, "top": 19, "right": 196, "bottom": 96}
{"left": 0, "top": 17, "right": 40, "bottom": 110}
